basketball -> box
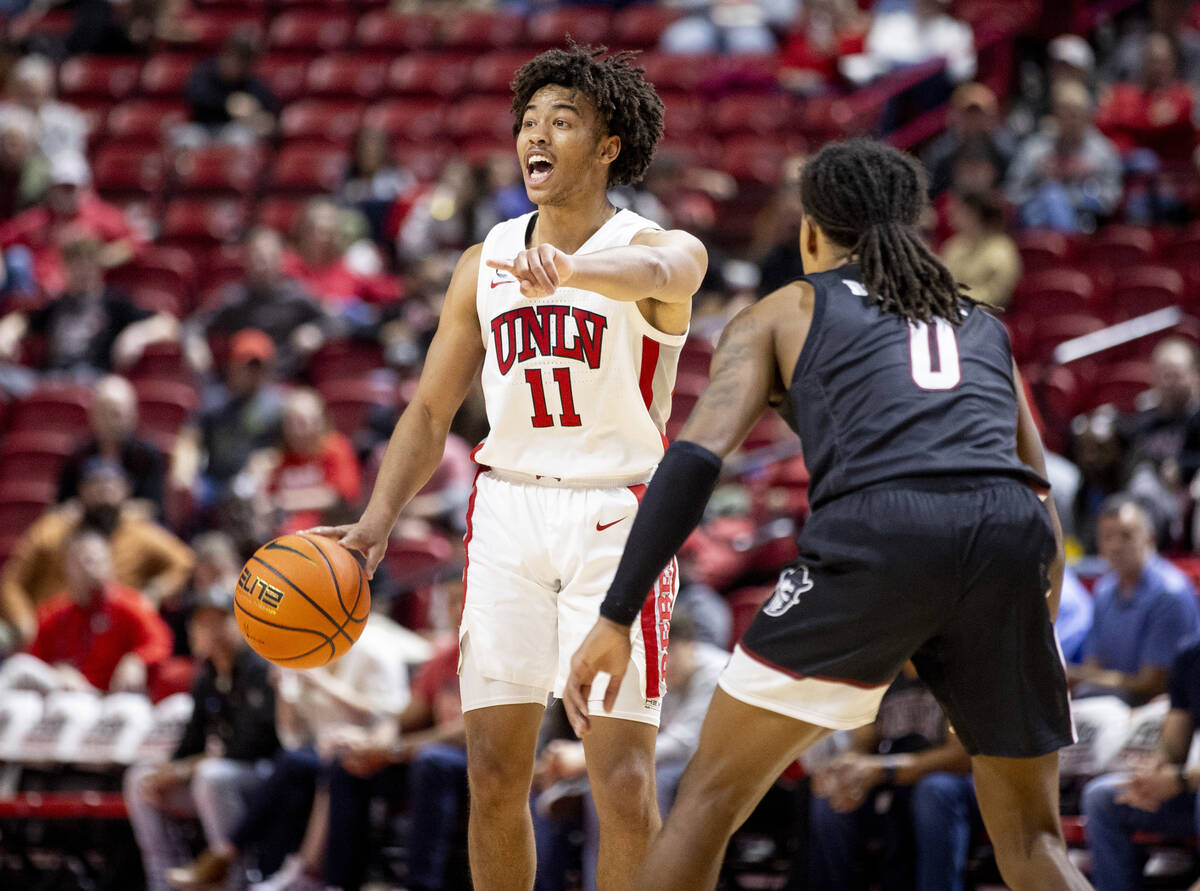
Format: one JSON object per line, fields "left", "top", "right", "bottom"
{"left": 234, "top": 533, "right": 370, "bottom": 669}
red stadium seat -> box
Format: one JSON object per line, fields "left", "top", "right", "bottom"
{"left": 111, "top": 246, "right": 198, "bottom": 302}
{"left": 1014, "top": 230, "right": 1073, "bottom": 274}
{"left": 720, "top": 136, "right": 790, "bottom": 184}
{"left": 638, "top": 52, "right": 718, "bottom": 93}
{"left": 1012, "top": 268, "right": 1101, "bottom": 318}
{"left": 134, "top": 380, "right": 199, "bottom": 441}
{"left": 1163, "top": 222, "right": 1200, "bottom": 266}
{"left": 306, "top": 56, "right": 388, "bottom": 100}
{"left": 280, "top": 99, "right": 364, "bottom": 147}
{"left": 306, "top": 340, "right": 385, "bottom": 385}
{"left": 0, "top": 431, "right": 78, "bottom": 486}
{"left": 1110, "top": 265, "right": 1185, "bottom": 319}
{"left": 268, "top": 11, "right": 354, "bottom": 52}
{"left": 442, "top": 11, "right": 524, "bottom": 50}
{"left": 1085, "top": 360, "right": 1156, "bottom": 412}
{"left": 356, "top": 11, "right": 441, "bottom": 52}
{"left": 92, "top": 144, "right": 166, "bottom": 196}
{"left": 613, "top": 6, "right": 683, "bottom": 48}
{"left": 140, "top": 55, "right": 196, "bottom": 98}
{"left": 527, "top": 8, "right": 612, "bottom": 48}
{"left": 1035, "top": 364, "right": 1084, "bottom": 431}
{"left": 364, "top": 99, "right": 447, "bottom": 142}
{"left": 174, "top": 9, "right": 265, "bottom": 49}
{"left": 447, "top": 96, "right": 515, "bottom": 142}
{"left": 392, "top": 145, "right": 447, "bottom": 183}
{"left": 1027, "top": 314, "right": 1106, "bottom": 363}
{"left": 270, "top": 145, "right": 348, "bottom": 193}
{"left": 317, "top": 377, "right": 397, "bottom": 436}
{"left": 254, "top": 196, "right": 306, "bottom": 234}
{"left": 58, "top": 56, "right": 142, "bottom": 101}
{"left": 126, "top": 341, "right": 192, "bottom": 384}
{"left": 9, "top": 385, "right": 92, "bottom": 434}
{"left": 171, "top": 145, "right": 265, "bottom": 195}
{"left": 0, "top": 481, "right": 57, "bottom": 532}
{"left": 712, "top": 93, "right": 798, "bottom": 136}
{"left": 387, "top": 54, "right": 470, "bottom": 99}
{"left": 106, "top": 100, "right": 189, "bottom": 145}
{"left": 160, "top": 198, "right": 248, "bottom": 248}
{"left": 468, "top": 51, "right": 537, "bottom": 94}
{"left": 459, "top": 137, "right": 514, "bottom": 165}
{"left": 256, "top": 55, "right": 312, "bottom": 104}
{"left": 1078, "top": 225, "right": 1158, "bottom": 269}
{"left": 658, "top": 91, "right": 706, "bottom": 140}
{"left": 677, "top": 338, "right": 714, "bottom": 378}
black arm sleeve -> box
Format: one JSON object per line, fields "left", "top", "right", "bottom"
{"left": 599, "top": 440, "right": 723, "bottom": 627}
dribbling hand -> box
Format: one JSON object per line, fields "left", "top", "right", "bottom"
{"left": 562, "top": 617, "right": 633, "bottom": 738}
{"left": 486, "top": 245, "right": 575, "bottom": 300}
{"left": 305, "top": 522, "right": 389, "bottom": 579}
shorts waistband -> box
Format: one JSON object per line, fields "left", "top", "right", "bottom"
{"left": 815, "top": 472, "right": 1042, "bottom": 507}
{"left": 485, "top": 468, "right": 652, "bottom": 489}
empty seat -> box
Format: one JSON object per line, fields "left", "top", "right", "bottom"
{"left": 613, "top": 6, "right": 683, "bottom": 48}
{"left": 1078, "top": 225, "right": 1158, "bottom": 269}
{"left": 317, "top": 377, "right": 397, "bottom": 436}
{"left": 106, "top": 100, "right": 189, "bottom": 144}
{"left": 0, "top": 431, "right": 78, "bottom": 486}
{"left": 468, "top": 51, "right": 538, "bottom": 94}
{"left": 268, "top": 11, "right": 354, "bottom": 52}
{"left": 527, "top": 8, "right": 612, "bottom": 48}
{"left": 1110, "top": 265, "right": 1185, "bottom": 318}
{"left": 9, "top": 386, "right": 92, "bottom": 434}
{"left": 306, "top": 56, "right": 388, "bottom": 100}
{"left": 638, "top": 52, "right": 716, "bottom": 93}
{"left": 1028, "top": 314, "right": 1107, "bottom": 362}
{"left": 659, "top": 91, "right": 706, "bottom": 140}
{"left": 115, "top": 246, "right": 198, "bottom": 300}
{"left": 447, "top": 96, "right": 514, "bottom": 141}
{"left": 172, "top": 145, "right": 265, "bottom": 195}
{"left": 0, "top": 482, "right": 57, "bottom": 532}
{"left": 256, "top": 56, "right": 311, "bottom": 104}
{"left": 125, "top": 341, "right": 191, "bottom": 384}
{"left": 356, "top": 11, "right": 441, "bottom": 52}
{"left": 720, "top": 136, "right": 789, "bottom": 184}
{"left": 713, "top": 93, "right": 797, "bottom": 136}
{"left": 140, "top": 55, "right": 196, "bottom": 98}
{"left": 387, "top": 54, "right": 470, "bottom": 98}
{"left": 92, "top": 144, "right": 166, "bottom": 196}
{"left": 270, "top": 145, "right": 348, "bottom": 193}
{"left": 442, "top": 11, "right": 524, "bottom": 49}
{"left": 1086, "top": 361, "right": 1156, "bottom": 412}
{"left": 160, "top": 199, "right": 248, "bottom": 248}
{"left": 280, "top": 99, "right": 364, "bottom": 147}
{"left": 134, "top": 380, "right": 199, "bottom": 440}
{"left": 254, "top": 196, "right": 306, "bottom": 234}
{"left": 59, "top": 56, "right": 141, "bottom": 101}
{"left": 1012, "top": 268, "right": 1100, "bottom": 318}
{"left": 1015, "top": 230, "right": 1073, "bottom": 274}
{"left": 175, "top": 9, "right": 265, "bottom": 49}
{"left": 305, "top": 340, "right": 384, "bottom": 384}
{"left": 364, "top": 99, "right": 446, "bottom": 142}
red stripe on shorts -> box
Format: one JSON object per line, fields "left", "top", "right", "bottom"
{"left": 629, "top": 483, "right": 677, "bottom": 699}
{"left": 460, "top": 444, "right": 486, "bottom": 624}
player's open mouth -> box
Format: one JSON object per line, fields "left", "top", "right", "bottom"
{"left": 526, "top": 152, "right": 555, "bottom": 186}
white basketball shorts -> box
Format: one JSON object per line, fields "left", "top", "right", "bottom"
{"left": 458, "top": 469, "right": 678, "bottom": 726}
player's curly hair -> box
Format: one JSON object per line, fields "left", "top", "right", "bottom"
{"left": 800, "top": 138, "right": 965, "bottom": 325}
{"left": 509, "top": 43, "right": 664, "bottom": 186}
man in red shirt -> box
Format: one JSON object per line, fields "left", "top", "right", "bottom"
{"left": 0, "top": 151, "right": 143, "bottom": 299}
{"left": 1098, "top": 31, "right": 1197, "bottom": 161}
{"left": 26, "top": 524, "right": 172, "bottom": 692}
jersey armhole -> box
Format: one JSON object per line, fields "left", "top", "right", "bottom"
{"left": 788, "top": 275, "right": 826, "bottom": 385}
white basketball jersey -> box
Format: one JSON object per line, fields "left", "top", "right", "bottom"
{"left": 473, "top": 209, "right": 686, "bottom": 484}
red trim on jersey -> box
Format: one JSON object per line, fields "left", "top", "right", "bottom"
{"left": 460, "top": 445, "right": 487, "bottom": 624}
{"left": 638, "top": 336, "right": 660, "bottom": 411}
{"left": 738, "top": 642, "right": 889, "bottom": 691}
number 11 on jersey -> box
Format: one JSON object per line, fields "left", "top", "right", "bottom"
{"left": 525, "top": 367, "right": 582, "bottom": 428}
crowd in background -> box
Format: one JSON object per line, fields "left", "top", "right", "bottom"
{"left": 1, "top": 0, "right": 1200, "bottom": 888}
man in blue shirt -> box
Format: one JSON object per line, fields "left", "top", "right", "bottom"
{"left": 1070, "top": 496, "right": 1200, "bottom": 705}
{"left": 1056, "top": 566, "right": 1094, "bottom": 665}
{"left": 1082, "top": 637, "right": 1200, "bottom": 891}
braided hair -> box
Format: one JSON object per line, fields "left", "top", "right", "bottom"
{"left": 799, "top": 138, "right": 965, "bottom": 325}
{"left": 509, "top": 44, "right": 664, "bottom": 187}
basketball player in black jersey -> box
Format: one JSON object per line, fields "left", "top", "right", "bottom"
{"left": 565, "top": 139, "right": 1090, "bottom": 890}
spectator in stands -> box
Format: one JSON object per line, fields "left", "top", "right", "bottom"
{"left": 754, "top": 153, "right": 807, "bottom": 295}
{"left": 1069, "top": 496, "right": 1200, "bottom": 705}
{"left": 1006, "top": 79, "right": 1123, "bottom": 232}
{"left": 0, "top": 153, "right": 143, "bottom": 297}
{"left": 166, "top": 592, "right": 416, "bottom": 891}
{"left": 124, "top": 585, "right": 279, "bottom": 891}
{"left": 283, "top": 199, "right": 372, "bottom": 311}
{"left": 533, "top": 610, "right": 726, "bottom": 891}
{"left": 939, "top": 191, "right": 1020, "bottom": 311}
{"left": 256, "top": 388, "right": 363, "bottom": 536}
{"left": 842, "top": 0, "right": 975, "bottom": 86}
{"left": 0, "top": 54, "right": 86, "bottom": 163}
{"left": 340, "top": 127, "right": 416, "bottom": 248}
{"left": 1070, "top": 408, "right": 1128, "bottom": 553}
{"left": 174, "top": 34, "right": 279, "bottom": 150}
{"left": 0, "top": 105, "right": 48, "bottom": 222}
{"left": 162, "top": 530, "right": 240, "bottom": 657}
{"left": 0, "top": 235, "right": 175, "bottom": 376}
{"left": 921, "top": 83, "right": 1017, "bottom": 196}
{"left": 0, "top": 457, "right": 193, "bottom": 645}
{"left": 1057, "top": 566, "right": 1095, "bottom": 665}
{"left": 1081, "top": 635, "right": 1200, "bottom": 891}
{"left": 319, "top": 581, "right": 466, "bottom": 891}
{"left": 808, "top": 669, "right": 977, "bottom": 891}
{"left": 470, "top": 151, "right": 535, "bottom": 244}
{"left": 777, "top": 0, "right": 868, "bottom": 94}
{"left": 1104, "top": 0, "right": 1200, "bottom": 87}
{"left": 658, "top": 0, "right": 789, "bottom": 55}
{"left": 63, "top": 0, "right": 159, "bottom": 57}
{"left": 22, "top": 524, "right": 171, "bottom": 692}
{"left": 57, "top": 374, "right": 165, "bottom": 513}
{"left": 172, "top": 328, "right": 285, "bottom": 510}
{"left": 392, "top": 159, "right": 475, "bottom": 270}
{"left": 1098, "top": 32, "right": 1197, "bottom": 162}
{"left": 185, "top": 227, "right": 330, "bottom": 379}
{"left": 1008, "top": 35, "right": 1098, "bottom": 141}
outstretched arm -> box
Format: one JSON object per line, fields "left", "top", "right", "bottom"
{"left": 311, "top": 245, "right": 486, "bottom": 575}
{"left": 563, "top": 302, "right": 779, "bottom": 734}
{"left": 486, "top": 228, "right": 707, "bottom": 304}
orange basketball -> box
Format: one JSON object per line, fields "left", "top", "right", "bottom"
{"left": 234, "top": 533, "right": 370, "bottom": 669}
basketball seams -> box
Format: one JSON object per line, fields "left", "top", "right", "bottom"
{"left": 297, "top": 533, "right": 351, "bottom": 618}
{"left": 248, "top": 555, "right": 355, "bottom": 645}
{"left": 233, "top": 597, "right": 336, "bottom": 665}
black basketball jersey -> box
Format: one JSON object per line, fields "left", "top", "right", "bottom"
{"left": 788, "top": 263, "right": 1048, "bottom": 510}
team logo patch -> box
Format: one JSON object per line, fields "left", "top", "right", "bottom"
{"left": 763, "top": 566, "right": 814, "bottom": 617}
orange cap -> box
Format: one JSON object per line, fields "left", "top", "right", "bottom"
{"left": 230, "top": 328, "right": 275, "bottom": 365}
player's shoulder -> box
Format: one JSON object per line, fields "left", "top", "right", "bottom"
{"left": 756, "top": 278, "right": 816, "bottom": 324}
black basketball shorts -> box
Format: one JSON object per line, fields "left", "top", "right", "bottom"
{"left": 719, "top": 476, "right": 1074, "bottom": 758}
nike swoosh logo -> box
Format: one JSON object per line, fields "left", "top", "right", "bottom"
{"left": 596, "top": 518, "right": 626, "bottom": 532}
{"left": 490, "top": 278, "right": 511, "bottom": 289}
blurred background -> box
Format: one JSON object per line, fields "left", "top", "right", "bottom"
{"left": 2, "top": 0, "right": 1200, "bottom": 889}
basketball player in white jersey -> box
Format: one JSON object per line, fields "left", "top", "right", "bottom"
{"left": 313, "top": 45, "right": 706, "bottom": 890}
